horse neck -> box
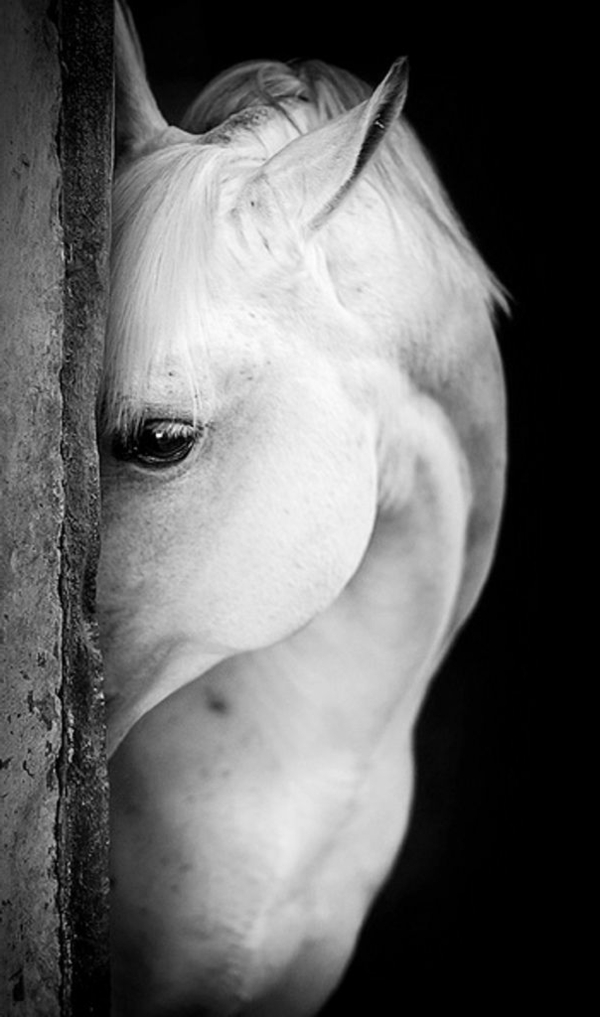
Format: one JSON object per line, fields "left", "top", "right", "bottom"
{"left": 239, "top": 364, "right": 470, "bottom": 766}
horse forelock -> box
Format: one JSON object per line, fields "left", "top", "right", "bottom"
{"left": 102, "top": 143, "right": 243, "bottom": 435}
{"left": 102, "top": 57, "right": 507, "bottom": 436}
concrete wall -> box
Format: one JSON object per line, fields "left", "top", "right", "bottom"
{"left": 0, "top": 1, "right": 112, "bottom": 1013}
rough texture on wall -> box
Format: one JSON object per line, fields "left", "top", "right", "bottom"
{"left": 0, "top": 0, "right": 112, "bottom": 1013}
{"left": 0, "top": 3, "right": 65, "bottom": 1011}
{"left": 57, "top": 0, "right": 113, "bottom": 1013}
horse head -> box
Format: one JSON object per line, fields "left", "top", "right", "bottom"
{"left": 101, "top": 5, "right": 506, "bottom": 1014}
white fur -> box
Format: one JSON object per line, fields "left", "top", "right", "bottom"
{"left": 104, "top": 8, "right": 506, "bottom": 1015}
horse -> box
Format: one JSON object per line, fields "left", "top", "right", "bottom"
{"left": 100, "top": 4, "right": 507, "bottom": 1014}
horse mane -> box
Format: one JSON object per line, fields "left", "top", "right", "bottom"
{"left": 182, "top": 59, "right": 507, "bottom": 305}
{"left": 181, "top": 59, "right": 371, "bottom": 134}
{"left": 102, "top": 58, "right": 506, "bottom": 436}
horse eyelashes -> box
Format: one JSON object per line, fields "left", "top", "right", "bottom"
{"left": 112, "top": 418, "right": 203, "bottom": 469}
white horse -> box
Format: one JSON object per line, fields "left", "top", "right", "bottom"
{"left": 101, "top": 5, "right": 507, "bottom": 1014}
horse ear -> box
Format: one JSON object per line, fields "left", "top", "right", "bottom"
{"left": 247, "top": 59, "right": 408, "bottom": 232}
{"left": 114, "top": 1, "right": 168, "bottom": 161}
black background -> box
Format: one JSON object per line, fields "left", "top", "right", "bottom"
{"left": 123, "top": 5, "right": 544, "bottom": 1011}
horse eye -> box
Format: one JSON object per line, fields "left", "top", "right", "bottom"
{"left": 113, "top": 420, "right": 201, "bottom": 468}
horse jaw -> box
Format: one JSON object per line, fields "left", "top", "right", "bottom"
{"left": 98, "top": 342, "right": 383, "bottom": 758}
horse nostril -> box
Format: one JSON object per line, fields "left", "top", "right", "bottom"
{"left": 203, "top": 688, "right": 231, "bottom": 716}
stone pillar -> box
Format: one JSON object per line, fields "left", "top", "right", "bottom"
{"left": 0, "top": 1, "right": 112, "bottom": 1013}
